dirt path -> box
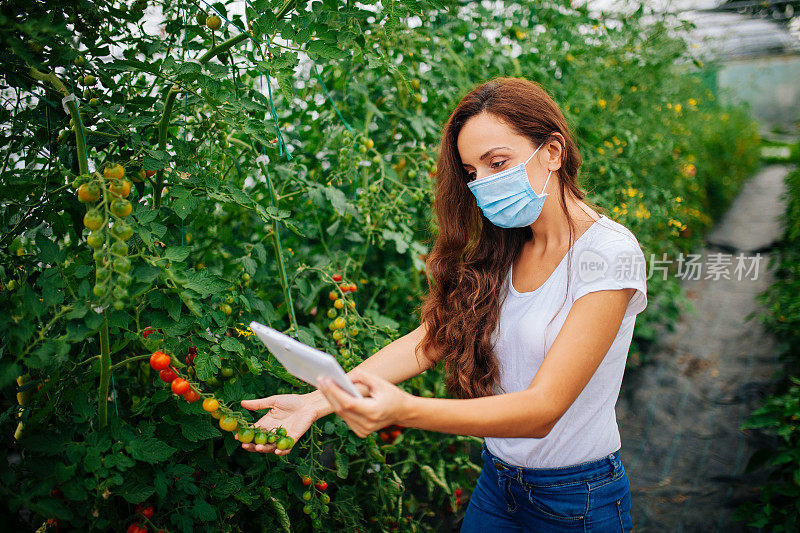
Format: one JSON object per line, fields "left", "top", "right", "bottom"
{"left": 616, "top": 164, "right": 794, "bottom": 531}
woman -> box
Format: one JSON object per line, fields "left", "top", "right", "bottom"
{"left": 240, "top": 77, "right": 646, "bottom": 532}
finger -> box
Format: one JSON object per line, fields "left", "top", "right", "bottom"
{"left": 349, "top": 370, "right": 379, "bottom": 391}
{"left": 240, "top": 397, "right": 275, "bottom": 410}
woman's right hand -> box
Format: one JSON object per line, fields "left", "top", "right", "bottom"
{"left": 238, "top": 393, "right": 320, "bottom": 455}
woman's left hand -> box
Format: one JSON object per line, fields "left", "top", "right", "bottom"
{"left": 316, "top": 371, "right": 413, "bottom": 438}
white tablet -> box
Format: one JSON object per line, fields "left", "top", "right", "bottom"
{"left": 249, "top": 321, "right": 363, "bottom": 398}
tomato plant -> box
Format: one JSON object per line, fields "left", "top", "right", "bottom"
{"left": 0, "top": 0, "right": 762, "bottom": 531}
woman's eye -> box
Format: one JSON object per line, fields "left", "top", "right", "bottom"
{"left": 491, "top": 160, "right": 507, "bottom": 169}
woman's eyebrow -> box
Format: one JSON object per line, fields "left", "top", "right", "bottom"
{"left": 462, "top": 146, "right": 511, "bottom": 166}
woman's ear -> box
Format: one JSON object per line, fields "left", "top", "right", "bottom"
{"left": 547, "top": 132, "right": 566, "bottom": 171}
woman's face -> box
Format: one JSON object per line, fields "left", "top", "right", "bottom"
{"left": 457, "top": 111, "right": 550, "bottom": 192}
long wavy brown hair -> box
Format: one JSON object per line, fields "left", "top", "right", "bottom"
{"left": 414, "top": 76, "right": 606, "bottom": 400}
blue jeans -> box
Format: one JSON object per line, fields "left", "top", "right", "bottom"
{"left": 460, "top": 443, "right": 633, "bottom": 532}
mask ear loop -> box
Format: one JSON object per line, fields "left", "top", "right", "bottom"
{"left": 539, "top": 169, "right": 554, "bottom": 196}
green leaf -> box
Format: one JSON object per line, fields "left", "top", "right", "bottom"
{"left": 126, "top": 437, "right": 177, "bottom": 464}
{"left": 324, "top": 186, "right": 356, "bottom": 216}
{"left": 307, "top": 39, "right": 350, "bottom": 60}
{"left": 170, "top": 187, "right": 199, "bottom": 220}
{"left": 184, "top": 270, "right": 230, "bottom": 296}
{"left": 276, "top": 68, "right": 295, "bottom": 102}
{"left": 180, "top": 416, "right": 221, "bottom": 443}
{"left": 192, "top": 498, "right": 218, "bottom": 521}
{"left": 270, "top": 497, "right": 292, "bottom": 533}
{"left": 335, "top": 447, "right": 350, "bottom": 479}
{"left": 120, "top": 481, "right": 155, "bottom": 504}
{"left": 35, "top": 233, "right": 60, "bottom": 263}
{"left": 165, "top": 246, "right": 192, "bottom": 262}
{"left": 195, "top": 351, "right": 222, "bottom": 381}
{"left": 220, "top": 337, "right": 244, "bottom": 354}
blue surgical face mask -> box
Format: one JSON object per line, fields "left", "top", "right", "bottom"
{"left": 466, "top": 141, "right": 553, "bottom": 228}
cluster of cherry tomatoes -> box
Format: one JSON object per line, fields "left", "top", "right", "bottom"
{"left": 125, "top": 503, "right": 161, "bottom": 533}
{"left": 325, "top": 274, "right": 362, "bottom": 369}
{"left": 195, "top": 10, "right": 222, "bottom": 31}
{"left": 444, "top": 487, "right": 465, "bottom": 514}
{"left": 148, "top": 350, "right": 295, "bottom": 450}
{"left": 378, "top": 424, "right": 404, "bottom": 444}
{"left": 75, "top": 163, "right": 136, "bottom": 310}
{"left": 300, "top": 475, "right": 330, "bottom": 520}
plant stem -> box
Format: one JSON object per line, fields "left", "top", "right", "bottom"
{"left": 256, "top": 158, "right": 300, "bottom": 337}
{"left": 27, "top": 67, "right": 88, "bottom": 176}
{"left": 98, "top": 313, "right": 111, "bottom": 428}
{"left": 154, "top": 32, "right": 251, "bottom": 209}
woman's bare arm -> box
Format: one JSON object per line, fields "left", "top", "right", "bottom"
{"left": 307, "top": 322, "right": 437, "bottom": 418}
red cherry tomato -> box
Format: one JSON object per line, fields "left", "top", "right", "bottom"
{"left": 149, "top": 351, "right": 171, "bottom": 371}
{"left": 136, "top": 504, "right": 155, "bottom": 519}
{"left": 315, "top": 480, "right": 328, "bottom": 491}
{"left": 332, "top": 274, "right": 342, "bottom": 281}
{"left": 171, "top": 378, "right": 190, "bottom": 395}
{"left": 183, "top": 389, "right": 200, "bottom": 402}
{"left": 302, "top": 475, "right": 313, "bottom": 486}
{"left": 159, "top": 369, "right": 177, "bottom": 383}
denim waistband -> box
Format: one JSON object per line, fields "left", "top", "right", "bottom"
{"left": 482, "top": 441, "right": 623, "bottom": 486}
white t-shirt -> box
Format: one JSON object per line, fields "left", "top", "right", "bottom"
{"left": 484, "top": 215, "right": 648, "bottom": 468}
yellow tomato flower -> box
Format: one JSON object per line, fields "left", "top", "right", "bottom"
{"left": 688, "top": 98, "right": 697, "bottom": 107}
{"left": 598, "top": 147, "right": 605, "bottom": 154}
{"left": 598, "top": 99, "right": 607, "bottom": 109}
{"left": 674, "top": 104, "right": 682, "bottom": 113}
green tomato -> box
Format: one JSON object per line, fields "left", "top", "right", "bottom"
{"left": 112, "top": 286, "right": 128, "bottom": 300}
{"left": 87, "top": 231, "right": 104, "bottom": 249}
{"left": 302, "top": 491, "right": 312, "bottom": 501}
{"left": 253, "top": 431, "right": 268, "bottom": 445}
{"left": 276, "top": 436, "right": 294, "bottom": 450}
{"left": 113, "top": 256, "right": 131, "bottom": 274}
{"left": 110, "top": 241, "right": 128, "bottom": 256}
{"left": 111, "top": 222, "right": 133, "bottom": 241}
{"left": 95, "top": 265, "right": 109, "bottom": 281}
{"left": 237, "top": 427, "right": 255, "bottom": 444}
{"left": 221, "top": 366, "right": 234, "bottom": 378}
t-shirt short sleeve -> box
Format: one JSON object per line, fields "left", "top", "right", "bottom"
{"left": 571, "top": 235, "right": 648, "bottom": 318}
